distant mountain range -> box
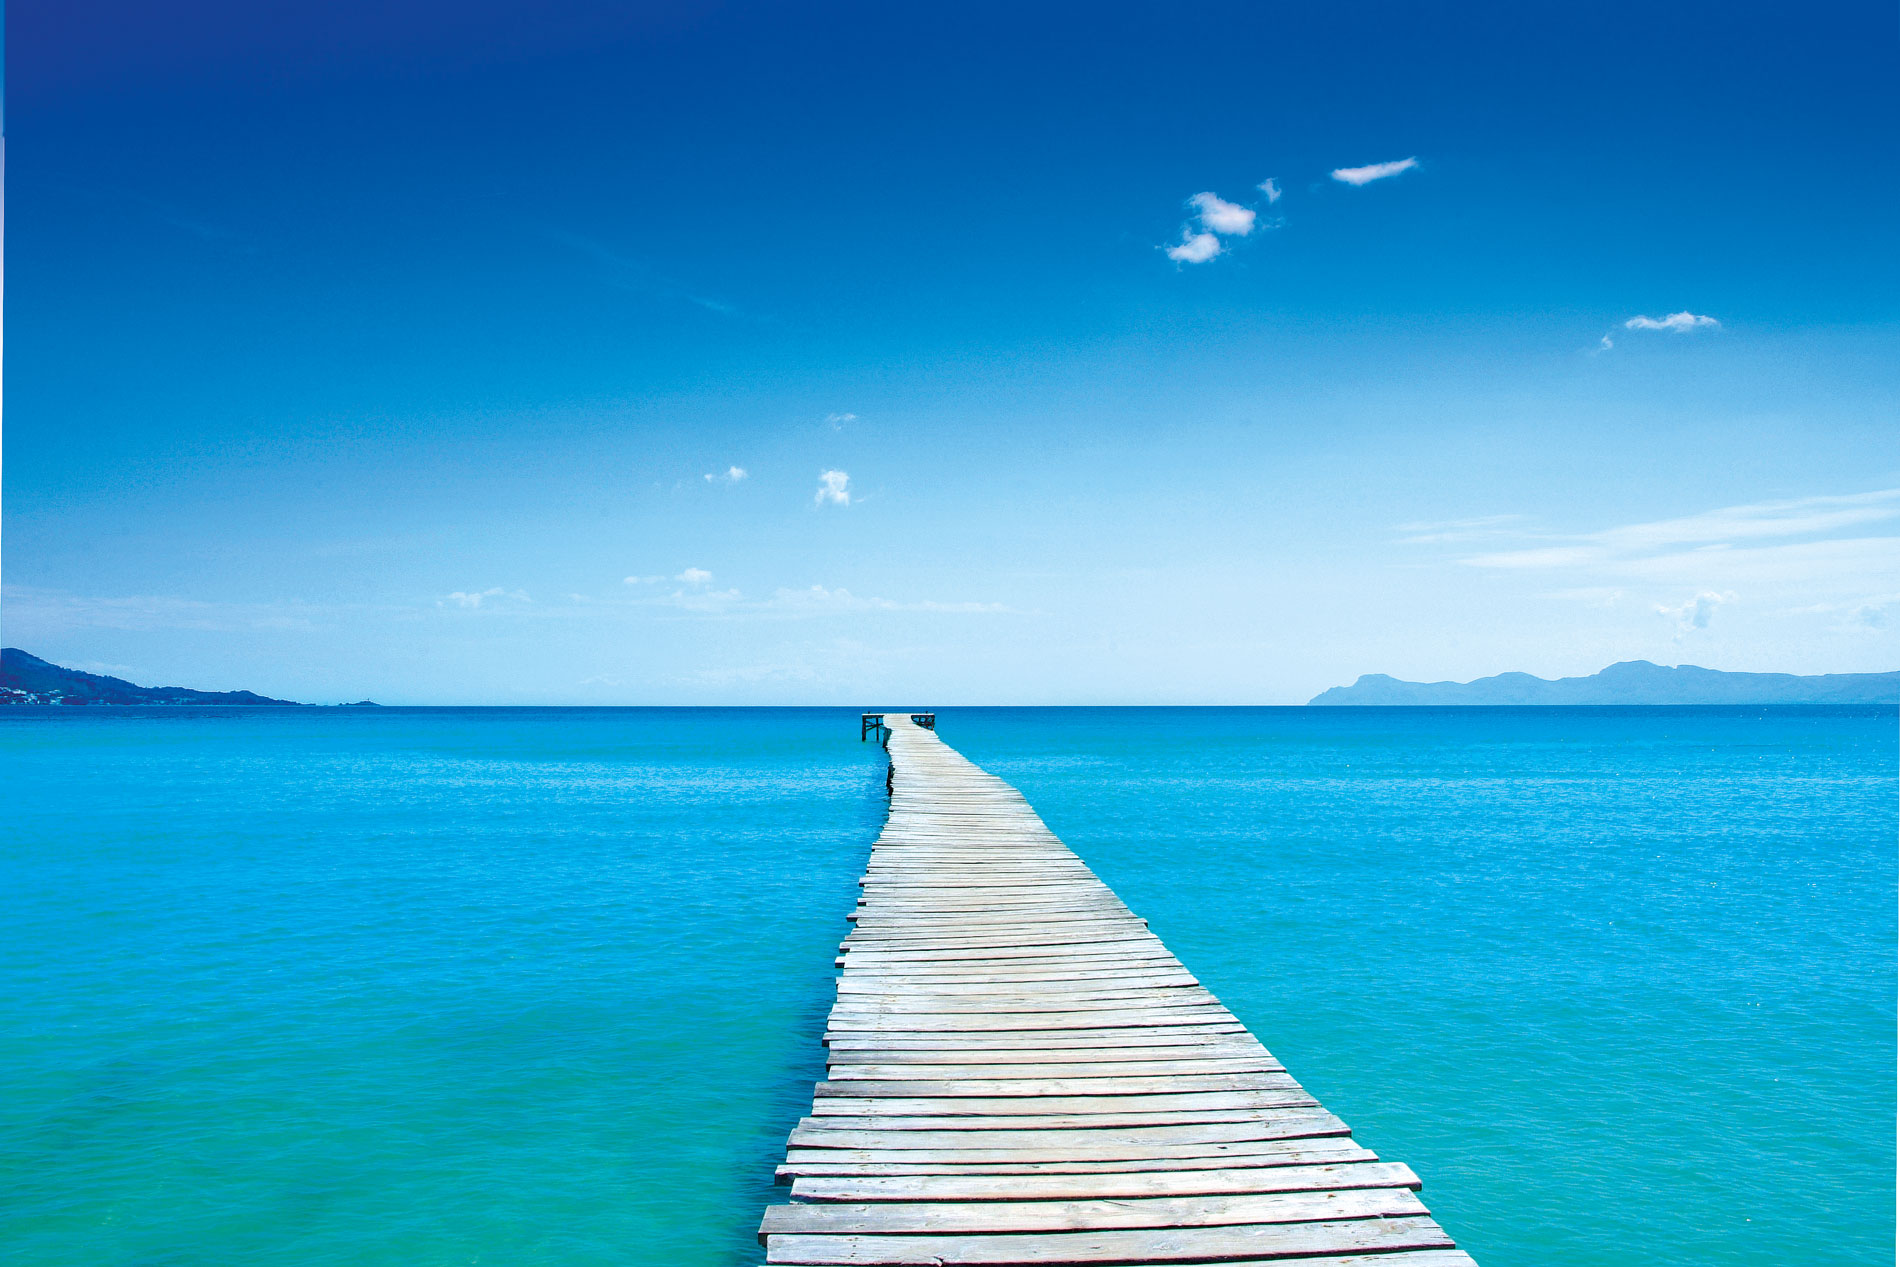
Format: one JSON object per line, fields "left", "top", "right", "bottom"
{"left": 1310, "top": 660, "right": 1900, "bottom": 706}
{"left": 0, "top": 649, "right": 304, "bottom": 706}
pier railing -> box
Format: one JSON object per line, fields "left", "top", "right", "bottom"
{"left": 860, "top": 711, "right": 935, "bottom": 746}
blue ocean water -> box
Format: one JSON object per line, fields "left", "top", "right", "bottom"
{"left": 1, "top": 706, "right": 1892, "bottom": 1265}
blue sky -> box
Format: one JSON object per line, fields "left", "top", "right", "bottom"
{"left": 5, "top": 0, "right": 1896, "bottom": 703}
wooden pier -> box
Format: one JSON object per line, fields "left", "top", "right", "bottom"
{"left": 758, "top": 715, "right": 1476, "bottom": 1266}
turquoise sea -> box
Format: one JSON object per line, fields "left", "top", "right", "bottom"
{"left": 2, "top": 706, "right": 1893, "bottom": 1265}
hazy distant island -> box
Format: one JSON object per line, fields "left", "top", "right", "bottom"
{"left": 1310, "top": 660, "right": 1900, "bottom": 706}
{"left": 0, "top": 648, "right": 304, "bottom": 706}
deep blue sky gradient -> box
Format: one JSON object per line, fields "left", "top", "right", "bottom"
{"left": 5, "top": 0, "right": 1897, "bottom": 701}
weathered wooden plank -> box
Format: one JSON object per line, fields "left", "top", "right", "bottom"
{"left": 810, "top": 1096, "right": 1320, "bottom": 1122}
{"left": 838, "top": 943, "right": 1172, "bottom": 964}
{"left": 826, "top": 1037, "right": 1272, "bottom": 1059}
{"left": 811, "top": 1092, "right": 1305, "bottom": 1116}
{"left": 787, "top": 1116, "right": 1345, "bottom": 1151}
{"left": 780, "top": 1138, "right": 1367, "bottom": 1167}
{"left": 775, "top": 1142, "right": 1382, "bottom": 1179}
{"left": 837, "top": 940, "right": 1169, "bottom": 960}
{"left": 834, "top": 982, "right": 1209, "bottom": 998}
{"left": 798, "top": 1102, "right": 1321, "bottom": 1130}
{"left": 764, "top": 1215, "right": 1457, "bottom": 1264}
{"left": 824, "top": 1048, "right": 1266, "bottom": 1067}
{"left": 834, "top": 969, "right": 1193, "bottom": 983}
{"left": 836, "top": 980, "right": 1193, "bottom": 995}
{"left": 824, "top": 1010, "right": 1236, "bottom": 1035}
{"left": 759, "top": 1186, "right": 1428, "bottom": 1240}
{"left": 789, "top": 1161, "right": 1421, "bottom": 1202}
{"left": 827, "top": 1058, "right": 1283, "bottom": 1080}
{"left": 828, "top": 994, "right": 1219, "bottom": 1016}
{"left": 823, "top": 1025, "right": 1258, "bottom": 1044}
{"left": 840, "top": 928, "right": 1154, "bottom": 948}
{"left": 824, "top": 1024, "right": 1252, "bottom": 1047}
{"left": 830, "top": 993, "right": 1215, "bottom": 1011}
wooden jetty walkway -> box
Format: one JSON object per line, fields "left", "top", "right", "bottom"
{"left": 759, "top": 715, "right": 1476, "bottom": 1267}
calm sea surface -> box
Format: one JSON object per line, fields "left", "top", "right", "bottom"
{"left": 2, "top": 706, "right": 1893, "bottom": 1265}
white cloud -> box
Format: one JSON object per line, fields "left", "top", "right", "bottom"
{"left": 1331, "top": 157, "right": 1418, "bottom": 186}
{"left": 1617, "top": 537, "right": 1900, "bottom": 590}
{"left": 1165, "top": 230, "right": 1222, "bottom": 264}
{"left": 622, "top": 579, "right": 1010, "bottom": 620}
{"left": 825, "top": 412, "right": 858, "bottom": 429}
{"left": 1793, "top": 594, "right": 1900, "bottom": 632}
{"left": 815, "top": 469, "right": 851, "bottom": 506}
{"left": 704, "top": 465, "right": 747, "bottom": 483}
{"left": 623, "top": 575, "right": 662, "bottom": 585}
{"left": 1656, "top": 590, "right": 1736, "bottom": 632}
{"left": 770, "top": 585, "right": 1010, "bottom": 614}
{"left": 1459, "top": 490, "right": 1900, "bottom": 573}
{"left": 1598, "top": 334, "right": 1615, "bottom": 352}
{"left": 663, "top": 586, "right": 742, "bottom": 612}
{"left": 1162, "top": 182, "right": 1289, "bottom": 263}
{"left": 1188, "top": 192, "right": 1255, "bottom": 236}
{"left": 1595, "top": 489, "right": 1900, "bottom": 551}
{"left": 1444, "top": 490, "right": 1900, "bottom": 636}
{"left": 443, "top": 587, "right": 530, "bottom": 609}
{"left": 1395, "top": 514, "right": 1526, "bottom": 544}
{"left": 0, "top": 585, "right": 323, "bottom": 634}
{"left": 1549, "top": 586, "right": 1628, "bottom": 608}
{"left": 1624, "top": 311, "right": 1721, "bottom": 333}
{"left": 1462, "top": 545, "right": 1607, "bottom": 570}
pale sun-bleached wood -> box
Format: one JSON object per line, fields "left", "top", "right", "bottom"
{"left": 758, "top": 716, "right": 1473, "bottom": 1267}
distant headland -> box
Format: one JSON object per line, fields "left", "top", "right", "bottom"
{"left": 1310, "top": 660, "right": 1900, "bottom": 706}
{"left": 0, "top": 649, "right": 305, "bottom": 706}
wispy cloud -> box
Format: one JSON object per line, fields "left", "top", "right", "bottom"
{"left": 815, "top": 469, "right": 851, "bottom": 506}
{"left": 0, "top": 586, "right": 326, "bottom": 633}
{"left": 1462, "top": 545, "right": 1603, "bottom": 570}
{"left": 1258, "top": 177, "right": 1282, "bottom": 204}
{"left": 443, "top": 587, "right": 531, "bottom": 609}
{"left": 1461, "top": 490, "right": 1900, "bottom": 571}
{"left": 550, "top": 230, "right": 740, "bottom": 317}
{"left": 1441, "top": 490, "right": 1900, "bottom": 629}
{"left": 704, "top": 465, "right": 747, "bottom": 483}
{"left": 825, "top": 412, "right": 858, "bottom": 429}
{"left": 662, "top": 586, "right": 742, "bottom": 612}
{"left": 769, "top": 585, "right": 1010, "bottom": 614}
{"left": 1548, "top": 586, "right": 1628, "bottom": 608}
{"left": 617, "top": 579, "right": 1011, "bottom": 620}
{"left": 1594, "top": 490, "right": 1899, "bottom": 551}
{"left": 1793, "top": 594, "right": 1899, "bottom": 632}
{"left": 681, "top": 661, "right": 822, "bottom": 687}
{"left": 1625, "top": 311, "right": 1720, "bottom": 333}
{"left": 1656, "top": 590, "right": 1735, "bottom": 633}
{"left": 1395, "top": 514, "right": 1526, "bottom": 544}
{"left": 1331, "top": 157, "right": 1417, "bottom": 186}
